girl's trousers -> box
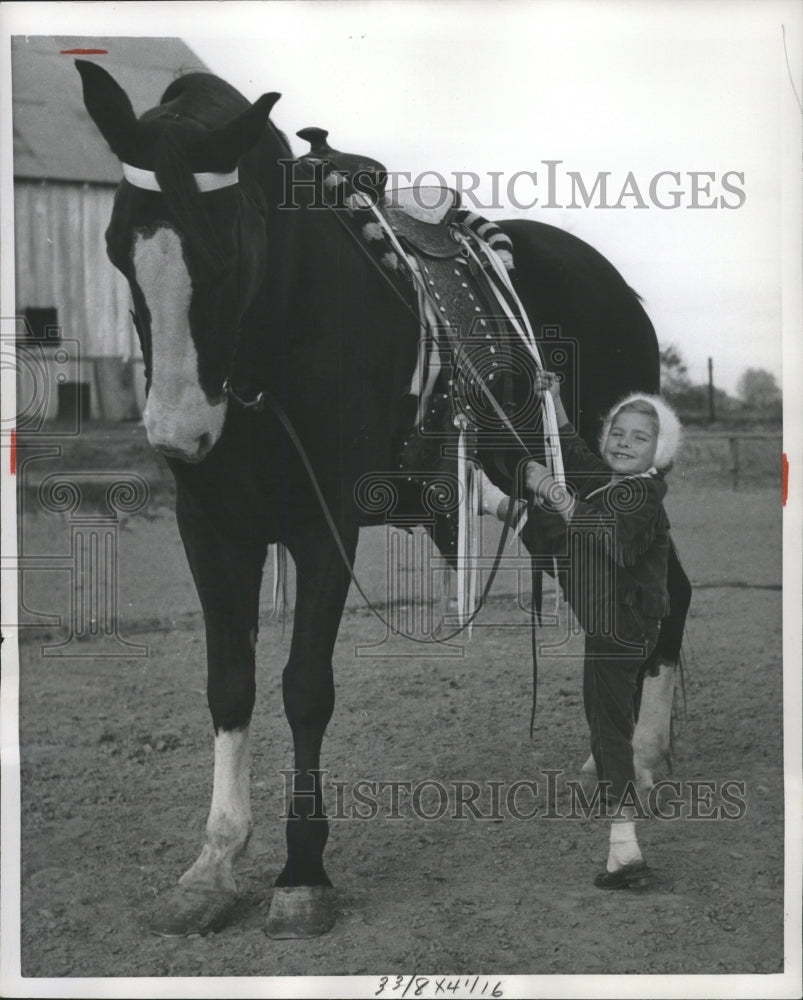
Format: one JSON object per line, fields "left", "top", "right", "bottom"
{"left": 584, "top": 628, "right": 659, "bottom": 807}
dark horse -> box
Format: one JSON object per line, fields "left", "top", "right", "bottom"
{"left": 77, "top": 62, "right": 690, "bottom": 938}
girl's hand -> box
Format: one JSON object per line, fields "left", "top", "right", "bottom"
{"left": 525, "top": 460, "right": 553, "bottom": 502}
{"left": 526, "top": 460, "right": 577, "bottom": 520}
{"left": 533, "top": 370, "right": 562, "bottom": 402}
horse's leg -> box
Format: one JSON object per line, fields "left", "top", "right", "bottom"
{"left": 149, "top": 492, "right": 267, "bottom": 937}
{"left": 265, "top": 517, "right": 358, "bottom": 939}
{"left": 633, "top": 540, "right": 692, "bottom": 786}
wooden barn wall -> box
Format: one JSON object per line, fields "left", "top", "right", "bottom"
{"left": 14, "top": 181, "right": 137, "bottom": 358}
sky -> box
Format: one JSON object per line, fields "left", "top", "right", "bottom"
{"left": 2, "top": 0, "right": 802, "bottom": 394}
{"left": 183, "top": 1, "right": 800, "bottom": 396}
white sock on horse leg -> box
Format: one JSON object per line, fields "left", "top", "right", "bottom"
{"left": 633, "top": 661, "right": 677, "bottom": 787}
{"left": 607, "top": 820, "right": 644, "bottom": 872}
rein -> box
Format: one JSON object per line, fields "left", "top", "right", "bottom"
{"left": 121, "top": 152, "right": 525, "bottom": 643}
{"left": 259, "top": 385, "right": 522, "bottom": 646}
{"left": 218, "top": 160, "right": 560, "bottom": 716}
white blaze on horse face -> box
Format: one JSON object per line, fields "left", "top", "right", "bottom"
{"left": 133, "top": 228, "right": 226, "bottom": 462}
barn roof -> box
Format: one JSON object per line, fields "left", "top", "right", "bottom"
{"left": 12, "top": 36, "right": 209, "bottom": 184}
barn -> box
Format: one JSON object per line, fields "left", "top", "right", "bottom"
{"left": 11, "top": 36, "right": 208, "bottom": 424}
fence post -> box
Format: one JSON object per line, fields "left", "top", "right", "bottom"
{"left": 708, "top": 357, "right": 716, "bottom": 423}
{"left": 729, "top": 435, "right": 739, "bottom": 491}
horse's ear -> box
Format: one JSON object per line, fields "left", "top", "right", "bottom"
{"left": 76, "top": 59, "right": 139, "bottom": 162}
{"left": 192, "top": 92, "right": 281, "bottom": 171}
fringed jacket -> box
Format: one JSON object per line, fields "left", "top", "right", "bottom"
{"left": 529, "top": 421, "right": 671, "bottom": 645}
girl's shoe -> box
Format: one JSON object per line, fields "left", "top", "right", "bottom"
{"left": 594, "top": 861, "right": 653, "bottom": 890}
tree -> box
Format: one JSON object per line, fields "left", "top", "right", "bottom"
{"left": 659, "top": 343, "right": 691, "bottom": 396}
{"left": 736, "top": 368, "right": 781, "bottom": 411}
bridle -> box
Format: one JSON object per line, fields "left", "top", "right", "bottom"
{"left": 122, "top": 161, "right": 264, "bottom": 409}
{"left": 122, "top": 162, "right": 239, "bottom": 193}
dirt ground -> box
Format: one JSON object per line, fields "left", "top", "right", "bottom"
{"left": 11, "top": 428, "right": 787, "bottom": 984}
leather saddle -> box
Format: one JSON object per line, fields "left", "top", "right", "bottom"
{"left": 295, "top": 127, "right": 523, "bottom": 544}
{"left": 381, "top": 187, "right": 463, "bottom": 259}
{"left": 296, "top": 128, "right": 463, "bottom": 260}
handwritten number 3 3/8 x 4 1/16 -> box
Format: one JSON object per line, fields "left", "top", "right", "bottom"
{"left": 375, "top": 976, "right": 505, "bottom": 998}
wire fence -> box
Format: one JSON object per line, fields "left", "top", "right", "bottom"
{"left": 673, "top": 431, "right": 782, "bottom": 489}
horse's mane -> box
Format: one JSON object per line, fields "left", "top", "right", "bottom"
{"left": 159, "top": 73, "right": 250, "bottom": 126}
{"left": 134, "top": 73, "right": 292, "bottom": 271}
{"left": 157, "top": 73, "right": 293, "bottom": 158}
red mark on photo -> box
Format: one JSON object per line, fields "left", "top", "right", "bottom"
{"left": 60, "top": 49, "right": 108, "bottom": 55}
{"left": 782, "top": 453, "right": 788, "bottom": 507}
{"left": 9, "top": 429, "right": 17, "bottom": 476}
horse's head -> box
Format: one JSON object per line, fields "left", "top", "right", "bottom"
{"left": 77, "top": 61, "right": 282, "bottom": 462}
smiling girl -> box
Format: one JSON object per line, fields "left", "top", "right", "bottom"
{"left": 480, "top": 371, "right": 682, "bottom": 888}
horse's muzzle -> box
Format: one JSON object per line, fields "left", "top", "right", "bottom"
{"left": 143, "top": 393, "right": 227, "bottom": 465}
{"left": 152, "top": 435, "right": 214, "bottom": 464}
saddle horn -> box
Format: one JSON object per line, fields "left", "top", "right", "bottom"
{"left": 297, "top": 127, "right": 388, "bottom": 200}
{"left": 297, "top": 127, "right": 333, "bottom": 158}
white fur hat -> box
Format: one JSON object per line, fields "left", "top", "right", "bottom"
{"left": 599, "top": 393, "right": 683, "bottom": 470}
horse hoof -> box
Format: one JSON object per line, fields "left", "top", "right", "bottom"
{"left": 148, "top": 886, "right": 237, "bottom": 937}
{"left": 265, "top": 885, "right": 336, "bottom": 939}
